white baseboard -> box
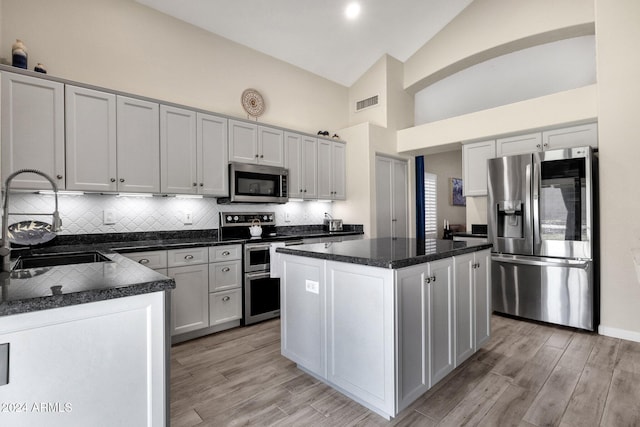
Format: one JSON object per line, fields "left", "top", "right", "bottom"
{"left": 598, "top": 325, "right": 640, "bottom": 343}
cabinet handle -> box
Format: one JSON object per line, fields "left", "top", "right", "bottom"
{"left": 56, "top": 174, "right": 63, "bottom": 180}
{"left": 139, "top": 259, "right": 150, "bottom": 264}
{"left": 184, "top": 254, "right": 194, "bottom": 260}
{"left": 260, "top": 154, "right": 264, "bottom": 158}
{"left": 110, "top": 178, "right": 116, "bottom": 182}
{"left": 120, "top": 178, "right": 125, "bottom": 183}
{"left": 431, "top": 275, "right": 436, "bottom": 282}
{"left": 543, "top": 143, "right": 548, "bottom": 148}
{"left": 200, "top": 183, "right": 204, "bottom": 187}
{"left": 424, "top": 277, "right": 431, "bottom": 284}
{"left": 222, "top": 267, "right": 230, "bottom": 272}
{"left": 536, "top": 144, "right": 541, "bottom": 149}
{"left": 193, "top": 182, "right": 197, "bottom": 187}
{"left": 255, "top": 154, "right": 259, "bottom": 158}
{"left": 222, "top": 251, "right": 231, "bottom": 256}
{"left": 222, "top": 296, "right": 231, "bottom": 302}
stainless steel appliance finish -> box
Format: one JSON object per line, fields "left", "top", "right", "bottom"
{"left": 220, "top": 162, "right": 289, "bottom": 204}
{"left": 488, "top": 146, "right": 598, "bottom": 331}
{"left": 244, "top": 242, "right": 271, "bottom": 273}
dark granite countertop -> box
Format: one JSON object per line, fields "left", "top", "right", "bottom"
{"left": 452, "top": 232, "right": 488, "bottom": 238}
{"left": 1, "top": 251, "right": 175, "bottom": 317}
{"left": 276, "top": 237, "right": 492, "bottom": 269}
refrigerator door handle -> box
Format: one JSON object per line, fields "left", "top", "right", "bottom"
{"left": 531, "top": 160, "right": 541, "bottom": 247}
{"left": 492, "top": 254, "right": 590, "bottom": 269}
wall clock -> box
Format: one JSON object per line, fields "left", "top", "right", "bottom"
{"left": 241, "top": 88, "right": 265, "bottom": 118}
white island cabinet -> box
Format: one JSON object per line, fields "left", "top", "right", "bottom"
{"left": 0, "top": 292, "right": 167, "bottom": 427}
{"left": 276, "top": 238, "right": 491, "bottom": 420}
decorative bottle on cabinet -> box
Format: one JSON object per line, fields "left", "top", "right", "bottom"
{"left": 11, "top": 39, "right": 27, "bottom": 69}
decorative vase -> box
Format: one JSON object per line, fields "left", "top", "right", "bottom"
{"left": 11, "top": 39, "right": 27, "bottom": 69}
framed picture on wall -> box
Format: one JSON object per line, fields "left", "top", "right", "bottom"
{"left": 450, "top": 178, "right": 466, "bottom": 206}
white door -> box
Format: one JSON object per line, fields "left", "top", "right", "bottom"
{"left": 428, "top": 258, "right": 454, "bottom": 384}
{"left": 1, "top": 72, "right": 65, "bottom": 189}
{"left": 462, "top": 140, "right": 495, "bottom": 196}
{"left": 376, "top": 155, "right": 409, "bottom": 238}
{"left": 317, "top": 139, "right": 333, "bottom": 199}
{"left": 169, "top": 264, "right": 209, "bottom": 335}
{"left": 229, "top": 120, "right": 258, "bottom": 164}
{"left": 496, "top": 132, "right": 542, "bottom": 156}
{"left": 542, "top": 123, "right": 598, "bottom": 150}
{"left": 392, "top": 159, "right": 408, "bottom": 238}
{"left": 474, "top": 250, "right": 492, "bottom": 348}
{"left": 116, "top": 96, "right": 160, "bottom": 193}
{"left": 332, "top": 141, "right": 346, "bottom": 200}
{"left": 454, "top": 252, "right": 475, "bottom": 365}
{"left": 302, "top": 136, "right": 318, "bottom": 198}
{"left": 258, "top": 126, "right": 284, "bottom": 167}
{"left": 197, "top": 112, "right": 228, "bottom": 196}
{"left": 65, "top": 85, "right": 117, "bottom": 192}
{"left": 160, "top": 105, "right": 197, "bottom": 194}
{"left": 284, "top": 132, "right": 303, "bottom": 198}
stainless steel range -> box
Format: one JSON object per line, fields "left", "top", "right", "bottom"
{"left": 220, "top": 212, "right": 283, "bottom": 325}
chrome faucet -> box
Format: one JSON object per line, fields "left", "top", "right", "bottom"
{"left": 0, "top": 169, "right": 62, "bottom": 273}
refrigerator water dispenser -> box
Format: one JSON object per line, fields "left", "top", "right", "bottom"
{"left": 497, "top": 200, "right": 523, "bottom": 238}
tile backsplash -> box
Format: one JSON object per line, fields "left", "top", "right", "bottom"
{"left": 7, "top": 193, "right": 333, "bottom": 235}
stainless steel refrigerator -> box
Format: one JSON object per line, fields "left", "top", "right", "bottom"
{"left": 488, "top": 146, "right": 598, "bottom": 331}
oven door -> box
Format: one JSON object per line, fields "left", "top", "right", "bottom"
{"left": 244, "top": 271, "right": 280, "bottom": 325}
{"left": 245, "top": 244, "right": 271, "bottom": 272}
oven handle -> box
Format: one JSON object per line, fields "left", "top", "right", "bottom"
{"left": 246, "top": 271, "right": 271, "bottom": 279}
{"left": 245, "top": 244, "right": 272, "bottom": 251}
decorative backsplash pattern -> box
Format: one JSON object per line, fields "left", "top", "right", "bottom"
{"left": 7, "top": 193, "right": 333, "bottom": 235}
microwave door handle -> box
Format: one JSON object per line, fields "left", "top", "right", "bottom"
{"left": 531, "top": 160, "right": 541, "bottom": 248}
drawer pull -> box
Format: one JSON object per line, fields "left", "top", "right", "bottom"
{"left": 222, "top": 267, "right": 231, "bottom": 272}
{"left": 222, "top": 296, "right": 231, "bottom": 302}
{"left": 222, "top": 251, "right": 231, "bottom": 256}
{"left": 184, "top": 254, "right": 194, "bottom": 260}
{"left": 139, "top": 259, "right": 150, "bottom": 264}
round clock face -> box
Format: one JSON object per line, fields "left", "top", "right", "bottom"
{"left": 241, "top": 89, "right": 265, "bottom": 117}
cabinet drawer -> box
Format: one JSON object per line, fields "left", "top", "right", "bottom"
{"left": 209, "top": 260, "right": 242, "bottom": 292}
{"left": 167, "top": 247, "right": 208, "bottom": 267}
{"left": 209, "top": 289, "right": 242, "bottom": 326}
{"left": 121, "top": 250, "right": 168, "bottom": 269}
{"left": 209, "top": 244, "right": 242, "bottom": 262}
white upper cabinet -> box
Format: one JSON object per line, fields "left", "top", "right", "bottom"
{"left": 258, "top": 126, "right": 285, "bottom": 167}
{"left": 160, "top": 105, "right": 197, "bottom": 194}
{"left": 197, "top": 112, "right": 228, "bottom": 196}
{"left": 65, "top": 85, "right": 117, "bottom": 192}
{"left": 285, "top": 132, "right": 318, "bottom": 199}
{"left": 496, "top": 132, "right": 542, "bottom": 157}
{"left": 462, "top": 139, "right": 495, "bottom": 197}
{"left": 116, "top": 96, "right": 160, "bottom": 193}
{"left": 228, "top": 120, "right": 284, "bottom": 167}
{"left": 318, "top": 139, "right": 346, "bottom": 200}
{"left": 542, "top": 123, "right": 598, "bottom": 150}
{"left": 1, "top": 72, "right": 65, "bottom": 189}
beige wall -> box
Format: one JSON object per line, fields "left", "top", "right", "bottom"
{"left": 348, "top": 56, "right": 387, "bottom": 128}
{"left": 404, "top": 0, "right": 595, "bottom": 93}
{"left": 0, "top": 0, "right": 348, "bottom": 134}
{"left": 595, "top": 0, "right": 640, "bottom": 339}
{"left": 424, "top": 150, "right": 466, "bottom": 237}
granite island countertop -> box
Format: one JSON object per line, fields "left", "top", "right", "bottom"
{"left": 275, "top": 237, "right": 492, "bottom": 269}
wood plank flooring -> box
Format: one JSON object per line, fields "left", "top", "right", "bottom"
{"left": 170, "top": 315, "right": 640, "bottom": 426}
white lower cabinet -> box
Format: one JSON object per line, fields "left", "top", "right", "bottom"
{"left": 121, "top": 244, "right": 242, "bottom": 342}
{"left": 0, "top": 292, "right": 167, "bottom": 427}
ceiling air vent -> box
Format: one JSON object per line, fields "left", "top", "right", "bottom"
{"left": 355, "top": 95, "right": 379, "bottom": 112}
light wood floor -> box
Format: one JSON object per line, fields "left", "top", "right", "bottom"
{"left": 170, "top": 315, "right": 640, "bottom": 426}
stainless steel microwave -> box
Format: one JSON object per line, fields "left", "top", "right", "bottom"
{"left": 219, "top": 162, "right": 288, "bottom": 204}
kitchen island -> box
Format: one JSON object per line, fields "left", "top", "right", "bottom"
{"left": 274, "top": 237, "right": 492, "bottom": 419}
{"left": 0, "top": 250, "right": 174, "bottom": 427}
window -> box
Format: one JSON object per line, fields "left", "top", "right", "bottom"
{"left": 425, "top": 172, "right": 437, "bottom": 238}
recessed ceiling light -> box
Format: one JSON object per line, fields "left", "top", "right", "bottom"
{"left": 345, "top": 2, "right": 361, "bottom": 20}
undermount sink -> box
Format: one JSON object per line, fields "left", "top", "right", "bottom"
{"left": 12, "top": 251, "right": 112, "bottom": 270}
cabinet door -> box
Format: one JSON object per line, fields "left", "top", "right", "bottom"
{"left": 302, "top": 136, "right": 318, "bottom": 198}
{"left": 209, "top": 288, "right": 242, "bottom": 326}
{"left": 543, "top": 123, "right": 598, "bottom": 150}
{"left": 197, "top": 113, "right": 228, "bottom": 196}
{"left": 462, "top": 140, "right": 495, "bottom": 196}
{"left": 121, "top": 250, "right": 168, "bottom": 270}
{"left": 1, "top": 72, "right": 65, "bottom": 189}
{"left": 116, "top": 96, "right": 160, "bottom": 193}
{"left": 258, "top": 126, "right": 284, "bottom": 167}
{"left": 396, "top": 264, "right": 430, "bottom": 411}
{"left": 65, "top": 85, "right": 118, "bottom": 192}
{"left": 284, "top": 132, "right": 303, "bottom": 198}
{"left": 332, "top": 141, "right": 346, "bottom": 200}
{"left": 454, "top": 253, "right": 475, "bottom": 366}
{"left": 160, "top": 105, "right": 197, "bottom": 194}
{"left": 229, "top": 119, "right": 258, "bottom": 164}
{"left": 428, "top": 258, "right": 454, "bottom": 384}
{"left": 317, "top": 139, "right": 333, "bottom": 199}
{"left": 375, "top": 155, "right": 393, "bottom": 238}
{"left": 474, "top": 250, "right": 492, "bottom": 349}
{"left": 169, "top": 264, "right": 209, "bottom": 335}
{"left": 496, "top": 132, "right": 542, "bottom": 156}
